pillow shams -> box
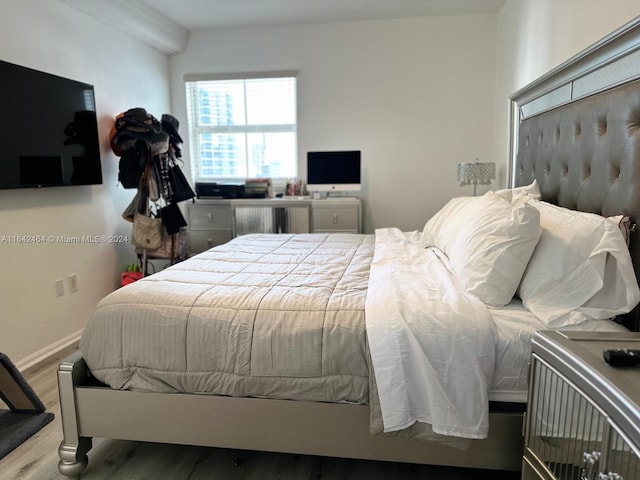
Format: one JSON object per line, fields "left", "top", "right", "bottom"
{"left": 517, "top": 201, "right": 640, "bottom": 327}
{"left": 422, "top": 191, "right": 541, "bottom": 307}
{"left": 494, "top": 180, "right": 541, "bottom": 203}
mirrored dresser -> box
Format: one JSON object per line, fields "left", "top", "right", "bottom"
{"left": 523, "top": 330, "right": 640, "bottom": 480}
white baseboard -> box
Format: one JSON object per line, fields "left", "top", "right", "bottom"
{"left": 15, "top": 329, "right": 83, "bottom": 372}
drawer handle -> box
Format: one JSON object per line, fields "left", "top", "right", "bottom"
{"left": 582, "top": 451, "right": 601, "bottom": 480}
{"left": 207, "top": 237, "right": 213, "bottom": 247}
{"left": 332, "top": 213, "right": 339, "bottom": 224}
{"left": 207, "top": 213, "right": 214, "bottom": 223}
{"left": 598, "top": 473, "right": 623, "bottom": 480}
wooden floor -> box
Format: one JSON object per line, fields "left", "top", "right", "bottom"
{"left": 0, "top": 346, "right": 521, "bottom": 480}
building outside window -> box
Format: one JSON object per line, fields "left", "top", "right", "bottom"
{"left": 185, "top": 72, "right": 297, "bottom": 183}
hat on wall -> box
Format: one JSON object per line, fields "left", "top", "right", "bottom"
{"left": 161, "top": 113, "right": 183, "bottom": 144}
{"left": 112, "top": 108, "right": 165, "bottom": 147}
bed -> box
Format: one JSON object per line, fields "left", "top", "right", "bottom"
{"left": 57, "top": 16, "right": 640, "bottom": 479}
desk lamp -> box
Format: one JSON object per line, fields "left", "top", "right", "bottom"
{"left": 457, "top": 160, "right": 495, "bottom": 196}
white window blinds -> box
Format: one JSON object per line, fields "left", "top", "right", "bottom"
{"left": 185, "top": 72, "right": 297, "bottom": 182}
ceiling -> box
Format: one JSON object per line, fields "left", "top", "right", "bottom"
{"left": 138, "top": 0, "right": 506, "bottom": 32}
{"left": 61, "top": 0, "right": 505, "bottom": 55}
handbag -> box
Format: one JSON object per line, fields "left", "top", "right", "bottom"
{"left": 161, "top": 202, "right": 187, "bottom": 235}
{"left": 135, "top": 227, "right": 188, "bottom": 263}
{"left": 168, "top": 155, "right": 196, "bottom": 203}
{"left": 131, "top": 212, "right": 162, "bottom": 250}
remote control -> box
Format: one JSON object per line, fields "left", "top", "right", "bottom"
{"left": 603, "top": 349, "right": 640, "bottom": 367}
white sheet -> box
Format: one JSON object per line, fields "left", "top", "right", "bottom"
{"left": 365, "top": 228, "right": 497, "bottom": 439}
{"left": 488, "top": 300, "right": 630, "bottom": 404}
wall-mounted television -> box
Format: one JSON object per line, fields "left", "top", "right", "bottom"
{"left": 306, "top": 150, "right": 361, "bottom": 193}
{"left": 0, "top": 59, "right": 102, "bottom": 190}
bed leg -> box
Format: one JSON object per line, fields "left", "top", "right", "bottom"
{"left": 57, "top": 352, "right": 94, "bottom": 479}
{"left": 58, "top": 438, "right": 91, "bottom": 479}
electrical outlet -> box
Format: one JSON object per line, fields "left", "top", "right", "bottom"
{"left": 55, "top": 278, "right": 64, "bottom": 297}
{"left": 68, "top": 273, "right": 78, "bottom": 293}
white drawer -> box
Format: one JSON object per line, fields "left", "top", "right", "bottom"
{"left": 312, "top": 206, "right": 360, "bottom": 232}
{"left": 188, "top": 231, "right": 233, "bottom": 253}
{"left": 188, "top": 204, "right": 232, "bottom": 230}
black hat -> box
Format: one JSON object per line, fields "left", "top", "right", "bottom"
{"left": 161, "top": 113, "right": 183, "bottom": 144}
{"left": 113, "top": 128, "right": 168, "bottom": 148}
{"left": 115, "top": 108, "right": 159, "bottom": 132}
{"left": 113, "top": 108, "right": 166, "bottom": 147}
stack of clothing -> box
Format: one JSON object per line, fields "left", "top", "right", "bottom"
{"left": 110, "top": 108, "right": 195, "bottom": 263}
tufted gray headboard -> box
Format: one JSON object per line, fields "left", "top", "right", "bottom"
{"left": 510, "top": 16, "right": 640, "bottom": 331}
{"left": 514, "top": 79, "right": 640, "bottom": 216}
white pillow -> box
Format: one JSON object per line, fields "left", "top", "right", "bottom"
{"left": 517, "top": 200, "right": 640, "bottom": 327}
{"left": 494, "top": 180, "right": 541, "bottom": 204}
{"left": 422, "top": 191, "right": 542, "bottom": 307}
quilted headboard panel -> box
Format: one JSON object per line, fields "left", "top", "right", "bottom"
{"left": 514, "top": 79, "right": 640, "bottom": 218}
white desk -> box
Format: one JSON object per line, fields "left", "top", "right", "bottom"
{"left": 187, "top": 197, "right": 362, "bottom": 255}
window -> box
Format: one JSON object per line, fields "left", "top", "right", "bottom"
{"left": 185, "top": 72, "right": 297, "bottom": 182}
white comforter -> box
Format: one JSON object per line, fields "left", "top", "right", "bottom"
{"left": 81, "top": 233, "right": 373, "bottom": 403}
{"left": 365, "top": 228, "right": 497, "bottom": 439}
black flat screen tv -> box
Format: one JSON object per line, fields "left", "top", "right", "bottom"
{"left": 0, "top": 59, "right": 102, "bottom": 190}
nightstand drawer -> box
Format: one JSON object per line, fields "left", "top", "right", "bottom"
{"left": 188, "top": 231, "right": 233, "bottom": 253}
{"left": 312, "top": 206, "right": 360, "bottom": 232}
{"left": 188, "top": 205, "right": 232, "bottom": 230}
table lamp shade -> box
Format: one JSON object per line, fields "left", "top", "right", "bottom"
{"left": 457, "top": 161, "right": 495, "bottom": 195}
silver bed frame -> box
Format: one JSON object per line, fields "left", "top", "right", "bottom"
{"left": 57, "top": 16, "right": 640, "bottom": 479}
{"left": 57, "top": 352, "right": 523, "bottom": 477}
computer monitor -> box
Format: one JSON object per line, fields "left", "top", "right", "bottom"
{"left": 306, "top": 150, "right": 361, "bottom": 193}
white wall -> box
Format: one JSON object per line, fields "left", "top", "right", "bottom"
{"left": 169, "top": 15, "right": 498, "bottom": 233}
{"left": 0, "top": 0, "right": 171, "bottom": 365}
{"left": 491, "top": 0, "right": 640, "bottom": 185}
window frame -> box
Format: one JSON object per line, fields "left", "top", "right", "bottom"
{"left": 184, "top": 71, "right": 298, "bottom": 184}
